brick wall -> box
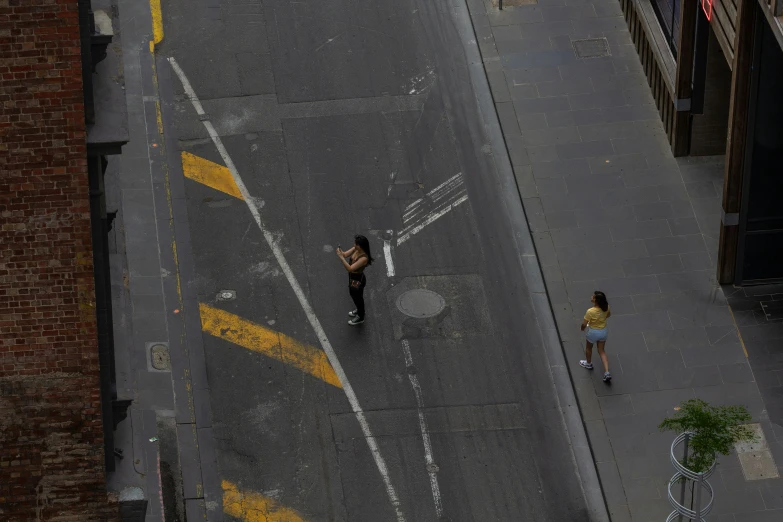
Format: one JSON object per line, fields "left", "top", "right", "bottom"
{"left": 690, "top": 27, "right": 732, "bottom": 156}
{"left": 0, "top": 0, "right": 118, "bottom": 520}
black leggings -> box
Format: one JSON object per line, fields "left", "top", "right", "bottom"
{"left": 349, "top": 276, "right": 366, "bottom": 319}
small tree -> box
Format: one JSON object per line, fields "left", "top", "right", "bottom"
{"left": 659, "top": 398, "right": 757, "bottom": 519}
{"left": 659, "top": 398, "right": 755, "bottom": 473}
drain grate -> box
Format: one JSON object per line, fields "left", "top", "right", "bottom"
{"left": 149, "top": 343, "right": 171, "bottom": 372}
{"left": 572, "top": 38, "right": 611, "bottom": 59}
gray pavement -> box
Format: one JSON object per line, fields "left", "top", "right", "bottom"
{"left": 465, "top": 0, "right": 783, "bottom": 519}
{"left": 106, "top": 0, "right": 220, "bottom": 519}
{"left": 110, "top": 0, "right": 783, "bottom": 519}
{"left": 149, "top": 0, "right": 603, "bottom": 519}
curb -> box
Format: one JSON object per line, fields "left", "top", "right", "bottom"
{"left": 150, "top": 50, "right": 223, "bottom": 521}
{"left": 449, "top": 1, "right": 611, "bottom": 520}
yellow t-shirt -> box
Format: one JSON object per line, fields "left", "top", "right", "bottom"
{"left": 584, "top": 306, "right": 609, "bottom": 329}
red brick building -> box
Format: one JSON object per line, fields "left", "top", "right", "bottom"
{"left": 0, "top": 0, "right": 123, "bottom": 519}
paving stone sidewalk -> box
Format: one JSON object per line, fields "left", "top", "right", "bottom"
{"left": 103, "top": 0, "right": 221, "bottom": 517}
{"left": 464, "top": 0, "right": 783, "bottom": 519}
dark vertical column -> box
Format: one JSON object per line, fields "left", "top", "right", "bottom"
{"left": 717, "top": 0, "right": 757, "bottom": 284}
{"left": 690, "top": 8, "right": 711, "bottom": 114}
{"left": 100, "top": 156, "right": 118, "bottom": 399}
{"left": 78, "top": 0, "right": 95, "bottom": 124}
{"left": 89, "top": 154, "right": 116, "bottom": 472}
{"left": 673, "top": 0, "right": 698, "bottom": 156}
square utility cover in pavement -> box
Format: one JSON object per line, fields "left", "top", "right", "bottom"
{"left": 572, "top": 38, "right": 611, "bottom": 59}
{"left": 386, "top": 275, "right": 492, "bottom": 340}
{"left": 735, "top": 423, "right": 780, "bottom": 480}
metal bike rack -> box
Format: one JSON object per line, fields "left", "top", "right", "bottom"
{"left": 666, "top": 432, "right": 716, "bottom": 522}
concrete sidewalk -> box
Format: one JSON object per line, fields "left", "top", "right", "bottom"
{"left": 464, "top": 0, "right": 783, "bottom": 520}
{"left": 104, "top": 0, "right": 221, "bottom": 518}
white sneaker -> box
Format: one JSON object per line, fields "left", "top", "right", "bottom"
{"left": 348, "top": 309, "right": 358, "bottom": 317}
{"left": 348, "top": 316, "right": 364, "bottom": 326}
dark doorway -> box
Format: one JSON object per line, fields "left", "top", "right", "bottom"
{"left": 738, "top": 7, "right": 783, "bottom": 283}
{"left": 689, "top": 16, "right": 732, "bottom": 156}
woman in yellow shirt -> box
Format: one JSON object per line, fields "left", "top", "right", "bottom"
{"left": 579, "top": 291, "right": 612, "bottom": 382}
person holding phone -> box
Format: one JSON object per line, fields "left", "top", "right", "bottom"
{"left": 580, "top": 290, "right": 612, "bottom": 382}
{"left": 336, "top": 235, "right": 374, "bottom": 325}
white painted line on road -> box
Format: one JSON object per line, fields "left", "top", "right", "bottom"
{"left": 401, "top": 189, "right": 467, "bottom": 235}
{"left": 397, "top": 193, "right": 468, "bottom": 246}
{"left": 401, "top": 340, "right": 443, "bottom": 519}
{"left": 384, "top": 230, "right": 395, "bottom": 278}
{"left": 168, "top": 57, "right": 407, "bottom": 522}
{"left": 403, "top": 172, "right": 463, "bottom": 221}
{"left": 404, "top": 172, "right": 463, "bottom": 211}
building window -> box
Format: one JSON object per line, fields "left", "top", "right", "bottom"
{"left": 651, "top": 0, "right": 682, "bottom": 58}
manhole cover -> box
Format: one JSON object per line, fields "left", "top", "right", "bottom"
{"left": 572, "top": 38, "right": 611, "bottom": 59}
{"left": 396, "top": 289, "right": 446, "bottom": 318}
{"left": 150, "top": 344, "right": 171, "bottom": 371}
{"left": 217, "top": 290, "right": 236, "bottom": 301}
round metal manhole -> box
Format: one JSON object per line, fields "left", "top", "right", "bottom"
{"left": 150, "top": 344, "right": 171, "bottom": 371}
{"left": 396, "top": 289, "right": 446, "bottom": 318}
{"left": 216, "top": 289, "right": 236, "bottom": 301}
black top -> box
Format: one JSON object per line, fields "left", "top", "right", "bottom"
{"left": 348, "top": 254, "right": 367, "bottom": 281}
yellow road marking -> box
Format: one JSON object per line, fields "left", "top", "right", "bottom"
{"left": 181, "top": 152, "right": 244, "bottom": 200}
{"left": 199, "top": 304, "right": 342, "bottom": 388}
{"left": 156, "top": 101, "right": 164, "bottom": 135}
{"left": 728, "top": 305, "right": 749, "bottom": 358}
{"left": 223, "top": 480, "right": 306, "bottom": 522}
{"left": 150, "top": 0, "right": 164, "bottom": 45}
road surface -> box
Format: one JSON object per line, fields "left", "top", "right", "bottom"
{"left": 156, "top": 0, "right": 592, "bottom": 519}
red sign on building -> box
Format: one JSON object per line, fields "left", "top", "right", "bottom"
{"left": 702, "top": 0, "right": 713, "bottom": 20}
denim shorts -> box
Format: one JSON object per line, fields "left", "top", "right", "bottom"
{"left": 586, "top": 327, "right": 608, "bottom": 343}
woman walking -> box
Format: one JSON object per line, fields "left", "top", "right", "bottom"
{"left": 336, "top": 235, "right": 374, "bottom": 326}
{"left": 580, "top": 291, "right": 612, "bottom": 382}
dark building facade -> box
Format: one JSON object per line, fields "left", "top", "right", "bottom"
{"left": 620, "top": 0, "right": 783, "bottom": 283}
{"left": 1, "top": 0, "right": 128, "bottom": 519}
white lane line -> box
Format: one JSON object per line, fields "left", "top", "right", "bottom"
{"left": 399, "top": 189, "right": 467, "bottom": 237}
{"left": 383, "top": 230, "right": 395, "bottom": 278}
{"left": 168, "top": 57, "right": 407, "bottom": 522}
{"left": 426, "top": 173, "right": 463, "bottom": 203}
{"left": 403, "top": 172, "right": 463, "bottom": 214}
{"left": 397, "top": 193, "right": 469, "bottom": 246}
{"left": 403, "top": 177, "right": 464, "bottom": 226}
{"left": 403, "top": 173, "right": 463, "bottom": 218}
{"left": 401, "top": 340, "right": 443, "bottom": 519}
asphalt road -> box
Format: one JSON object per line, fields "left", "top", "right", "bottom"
{"left": 158, "top": 0, "right": 592, "bottom": 519}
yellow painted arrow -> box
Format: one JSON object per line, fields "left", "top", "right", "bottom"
{"left": 181, "top": 151, "right": 244, "bottom": 200}
{"left": 223, "top": 480, "right": 307, "bottom": 522}
{"left": 199, "top": 303, "right": 342, "bottom": 388}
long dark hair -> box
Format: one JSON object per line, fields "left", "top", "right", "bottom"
{"left": 354, "top": 235, "right": 374, "bottom": 265}
{"left": 594, "top": 291, "right": 609, "bottom": 312}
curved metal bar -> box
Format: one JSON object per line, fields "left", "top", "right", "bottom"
{"left": 666, "top": 470, "right": 715, "bottom": 520}
{"left": 670, "top": 432, "right": 717, "bottom": 479}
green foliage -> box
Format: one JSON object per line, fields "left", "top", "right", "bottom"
{"left": 659, "top": 399, "right": 755, "bottom": 474}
